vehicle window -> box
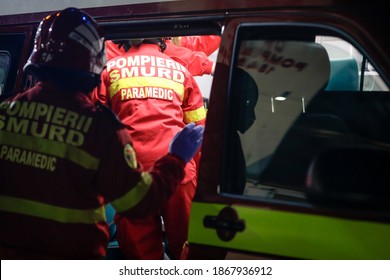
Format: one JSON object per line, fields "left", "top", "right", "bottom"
{"left": 0, "top": 51, "right": 10, "bottom": 96}
{"left": 316, "top": 36, "right": 389, "bottom": 92}
{"left": 0, "top": 33, "right": 25, "bottom": 99}
{"left": 222, "top": 25, "right": 390, "bottom": 205}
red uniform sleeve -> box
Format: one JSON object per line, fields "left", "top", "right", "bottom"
{"left": 125, "top": 153, "right": 186, "bottom": 218}
{"left": 179, "top": 35, "right": 221, "bottom": 56}
{"left": 165, "top": 40, "right": 214, "bottom": 76}
{"left": 97, "top": 121, "right": 185, "bottom": 219}
{"left": 181, "top": 74, "right": 207, "bottom": 126}
{"left": 105, "top": 40, "right": 125, "bottom": 60}
{"left": 180, "top": 75, "right": 206, "bottom": 169}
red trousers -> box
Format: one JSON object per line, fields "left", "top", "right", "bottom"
{"left": 115, "top": 177, "right": 197, "bottom": 259}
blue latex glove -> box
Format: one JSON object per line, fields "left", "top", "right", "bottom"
{"left": 169, "top": 123, "right": 204, "bottom": 163}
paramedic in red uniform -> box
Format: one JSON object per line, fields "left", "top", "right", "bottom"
{"left": 175, "top": 35, "right": 221, "bottom": 56}
{"left": 0, "top": 8, "right": 203, "bottom": 260}
{"left": 95, "top": 38, "right": 207, "bottom": 259}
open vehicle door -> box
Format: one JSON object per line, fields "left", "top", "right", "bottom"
{"left": 186, "top": 8, "right": 390, "bottom": 260}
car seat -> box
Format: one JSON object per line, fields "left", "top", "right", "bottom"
{"left": 237, "top": 40, "right": 333, "bottom": 192}
{"left": 325, "top": 57, "right": 359, "bottom": 91}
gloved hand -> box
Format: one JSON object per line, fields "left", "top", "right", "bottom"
{"left": 169, "top": 123, "right": 204, "bottom": 163}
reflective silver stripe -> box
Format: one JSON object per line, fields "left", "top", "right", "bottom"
{"left": 111, "top": 172, "right": 152, "bottom": 213}
{"left": 71, "top": 23, "right": 101, "bottom": 55}
{"left": 0, "top": 195, "right": 105, "bottom": 224}
{"left": 0, "top": 131, "right": 100, "bottom": 170}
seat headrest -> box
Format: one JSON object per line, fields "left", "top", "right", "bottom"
{"left": 238, "top": 40, "right": 330, "bottom": 101}
{"left": 326, "top": 58, "right": 359, "bottom": 91}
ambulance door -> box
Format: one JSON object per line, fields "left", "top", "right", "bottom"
{"left": 187, "top": 16, "right": 390, "bottom": 260}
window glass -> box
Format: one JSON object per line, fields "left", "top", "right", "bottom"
{"left": 316, "top": 36, "right": 389, "bottom": 92}
{"left": 0, "top": 33, "right": 25, "bottom": 98}
{"left": 0, "top": 51, "right": 10, "bottom": 96}
{"left": 222, "top": 26, "right": 390, "bottom": 205}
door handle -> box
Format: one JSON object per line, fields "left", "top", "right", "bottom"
{"left": 203, "top": 206, "right": 245, "bottom": 241}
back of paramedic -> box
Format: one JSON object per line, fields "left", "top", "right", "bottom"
{"left": 95, "top": 38, "right": 206, "bottom": 259}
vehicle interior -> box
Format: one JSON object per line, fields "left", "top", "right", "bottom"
{"left": 222, "top": 24, "right": 390, "bottom": 210}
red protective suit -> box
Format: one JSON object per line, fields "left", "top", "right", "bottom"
{"left": 179, "top": 35, "right": 221, "bottom": 56}
{"left": 105, "top": 40, "right": 124, "bottom": 61}
{"left": 0, "top": 81, "right": 186, "bottom": 259}
{"left": 105, "top": 39, "right": 215, "bottom": 76}
{"left": 96, "top": 43, "right": 206, "bottom": 259}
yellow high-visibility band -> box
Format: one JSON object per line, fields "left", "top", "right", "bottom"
{"left": 109, "top": 77, "right": 185, "bottom": 101}
{"left": 0, "top": 195, "right": 105, "bottom": 224}
{"left": 111, "top": 172, "right": 152, "bottom": 213}
{"left": 184, "top": 106, "right": 206, "bottom": 123}
{"left": 189, "top": 202, "right": 390, "bottom": 259}
{"left": 0, "top": 131, "right": 100, "bottom": 170}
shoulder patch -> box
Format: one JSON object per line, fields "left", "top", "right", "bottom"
{"left": 124, "top": 143, "right": 137, "bottom": 169}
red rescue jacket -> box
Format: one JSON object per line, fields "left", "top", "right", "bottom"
{"left": 178, "top": 35, "right": 221, "bottom": 56}
{"left": 96, "top": 43, "right": 206, "bottom": 183}
{"left": 0, "top": 81, "right": 185, "bottom": 259}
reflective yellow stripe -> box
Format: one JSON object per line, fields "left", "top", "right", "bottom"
{"left": 109, "top": 77, "right": 185, "bottom": 101}
{"left": 0, "top": 195, "right": 105, "bottom": 224}
{"left": 111, "top": 172, "right": 152, "bottom": 213}
{"left": 184, "top": 106, "right": 206, "bottom": 123}
{"left": 0, "top": 131, "right": 100, "bottom": 170}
